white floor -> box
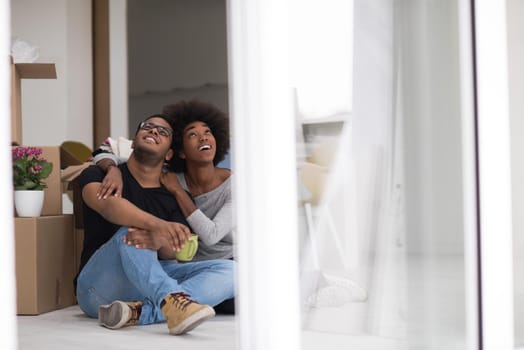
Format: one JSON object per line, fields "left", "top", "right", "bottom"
{"left": 19, "top": 254, "right": 522, "bottom": 350}
{"left": 17, "top": 304, "right": 404, "bottom": 350}
{"left": 17, "top": 305, "right": 237, "bottom": 350}
{"left": 11, "top": 254, "right": 431, "bottom": 350}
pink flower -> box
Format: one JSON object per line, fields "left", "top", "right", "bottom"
{"left": 12, "top": 146, "right": 53, "bottom": 191}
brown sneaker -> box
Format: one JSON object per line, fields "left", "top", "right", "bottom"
{"left": 161, "top": 293, "right": 215, "bottom": 335}
{"left": 98, "top": 300, "right": 143, "bottom": 329}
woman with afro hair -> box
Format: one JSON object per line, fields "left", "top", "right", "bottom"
{"left": 160, "top": 100, "right": 234, "bottom": 262}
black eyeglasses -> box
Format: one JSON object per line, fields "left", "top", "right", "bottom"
{"left": 139, "top": 121, "right": 173, "bottom": 137}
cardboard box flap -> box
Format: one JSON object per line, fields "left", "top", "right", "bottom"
{"left": 60, "top": 141, "right": 92, "bottom": 168}
{"left": 15, "top": 63, "right": 56, "bottom": 79}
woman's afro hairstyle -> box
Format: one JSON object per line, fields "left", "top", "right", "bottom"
{"left": 162, "top": 100, "right": 230, "bottom": 172}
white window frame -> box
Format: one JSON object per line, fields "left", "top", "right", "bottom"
{"left": 473, "top": 1, "right": 515, "bottom": 349}
{"left": 1, "top": 1, "right": 514, "bottom": 350}
{"left": 227, "top": 1, "right": 301, "bottom": 349}
{"left": 1, "top": 0, "right": 18, "bottom": 349}
{"left": 228, "top": 0, "right": 515, "bottom": 349}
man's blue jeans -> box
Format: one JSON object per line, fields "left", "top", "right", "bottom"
{"left": 76, "top": 227, "right": 235, "bottom": 325}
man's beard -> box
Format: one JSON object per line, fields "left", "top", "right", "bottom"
{"left": 132, "top": 145, "right": 164, "bottom": 166}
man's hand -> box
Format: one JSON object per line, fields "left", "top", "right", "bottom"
{"left": 97, "top": 165, "right": 124, "bottom": 199}
{"left": 125, "top": 221, "right": 192, "bottom": 254}
{"left": 124, "top": 227, "right": 165, "bottom": 250}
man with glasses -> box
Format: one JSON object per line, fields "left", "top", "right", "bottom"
{"left": 75, "top": 114, "right": 235, "bottom": 335}
{"left": 138, "top": 120, "right": 173, "bottom": 137}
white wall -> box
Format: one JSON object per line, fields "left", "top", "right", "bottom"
{"left": 507, "top": 0, "right": 524, "bottom": 343}
{"left": 11, "top": 0, "right": 227, "bottom": 147}
{"left": 10, "top": 0, "right": 93, "bottom": 148}
{"left": 109, "top": 0, "right": 128, "bottom": 138}
{"left": 126, "top": 0, "right": 228, "bottom": 136}
{"left": 399, "top": 1, "right": 464, "bottom": 255}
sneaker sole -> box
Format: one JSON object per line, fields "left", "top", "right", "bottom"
{"left": 99, "top": 301, "right": 131, "bottom": 329}
{"left": 168, "top": 307, "right": 216, "bottom": 335}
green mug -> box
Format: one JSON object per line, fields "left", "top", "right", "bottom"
{"left": 175, "top": 234, "right": 199, "bottom": 261}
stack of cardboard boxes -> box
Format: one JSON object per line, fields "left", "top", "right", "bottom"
{"left": 11, "top": 59, "right": 77, "bottom": 315}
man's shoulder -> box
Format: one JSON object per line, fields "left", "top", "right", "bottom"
{"left": 78, "top": 165, "right": 105, "bottom": 187}
{"left": 80, "top": 163, "right": 129, "bottom": 177}
{"left": 80, "top": 164, "right": 105, "bottom": 176}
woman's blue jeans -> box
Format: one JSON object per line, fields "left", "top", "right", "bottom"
{"left": 76, "top": 227, "right": 235, "bottom": 325}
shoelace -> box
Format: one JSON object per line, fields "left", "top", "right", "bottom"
{"left": 127, "top": 302, "right": 143, "bottom": 325}
{"left": 169, "top": 292, "right": 193, "bottom": 310}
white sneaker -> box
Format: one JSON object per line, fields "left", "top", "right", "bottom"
{"left": 99, "top": 300, "right": 143, "bottom": 329}
{"left": 323, "top": 274, "right": 368, "bottom": 301}
{"left": 306, "top": 275, "right": 367, "bottom": 308}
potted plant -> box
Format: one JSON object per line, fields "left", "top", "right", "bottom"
{"left": 12, "top": 146, "right": 53, "bottom": 217}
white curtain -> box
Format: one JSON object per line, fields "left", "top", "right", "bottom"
{"left": 294, "top": 0, "right": 406, "bottom": 338}
{"left": 351, "top": 0, "right": 405, "bottom": 338}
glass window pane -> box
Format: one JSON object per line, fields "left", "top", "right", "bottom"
{"left": 292, "top": 1, "right": 476, "bottom": 349}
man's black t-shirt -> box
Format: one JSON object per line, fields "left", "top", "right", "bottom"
{"left": 77, "top": 163, "right": 188, "bottom": 276}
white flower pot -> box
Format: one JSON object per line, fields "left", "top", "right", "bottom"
{"left": 14, "top": 190, "right": 45, "bottom": 217}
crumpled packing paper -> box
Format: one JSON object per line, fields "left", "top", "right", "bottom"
{"left": 11, "top": 38, "right": 39, "bottom": 63}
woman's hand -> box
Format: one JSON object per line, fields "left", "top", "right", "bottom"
{"left": 160, "top": 171, "right": 199, "bottom": 218}
{"left": 97, "top": 165, "right": 124, "bottom": 199}
{"left": 160, "top": 172, "right": 184, "bottom": 194}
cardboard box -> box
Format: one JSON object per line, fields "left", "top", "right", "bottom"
{"left": 14, "top": 215, "right": 75, "bottom": 315}
{"left": 60, "top": 141, "right": 93, "bottom": 168}
{"left": 73, "top": 228, "right": 84, "bottom": 277}
{"left": 10, "top": 57, "right": 57, "bottom": 145}
{"left": 40, "top": 146, "right": 62, "bottom": 216}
